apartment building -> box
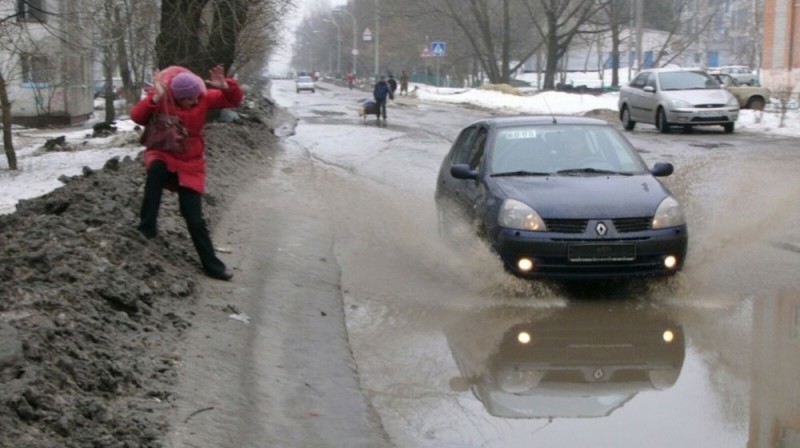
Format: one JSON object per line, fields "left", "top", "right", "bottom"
{"left": 762, "top": 0, "right": 800, "bottom": 92}
{"left": 1, "top": 0, "right": 94, "bottom": 126}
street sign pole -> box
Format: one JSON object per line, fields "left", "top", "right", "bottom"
{"left": 430, "top": 41, "right": 446, "bottom": 92}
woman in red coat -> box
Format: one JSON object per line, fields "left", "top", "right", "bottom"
{"left": 130, "top": 65, "right": 243, "bottom": 281}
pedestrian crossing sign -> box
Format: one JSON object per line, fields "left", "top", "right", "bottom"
{"left": 431, "top": 41, "right": 446, "bottom": 57}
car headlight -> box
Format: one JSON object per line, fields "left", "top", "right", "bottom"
{"left": 498, "top": 199, "right": 546, "bottom": 231}
{"left": 652, "top": 196, "right": 685, "bottom": 229}
{"left": 726, "top": 94, "right": 739, "bottom": 107}
{"left": 670, "top": 98, "right": 692, "bottom": 108}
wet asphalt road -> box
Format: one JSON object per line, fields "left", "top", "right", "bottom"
{"left": 270, "top": 79, "right": 800, "bottom": 448}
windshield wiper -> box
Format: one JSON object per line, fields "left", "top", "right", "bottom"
{"left": 491, "top": 170, "right": 551, "bottom": 177}
{"left": 556, "top": 168, "right": 632, "bottom": 176}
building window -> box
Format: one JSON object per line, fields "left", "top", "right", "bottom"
{"left": 17, "top": 0, "right": 47, "bottom": 23}
{"left": 21, "top": 54, "right": 50, "bottom": 84}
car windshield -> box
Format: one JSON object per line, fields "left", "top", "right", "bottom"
{"left": 298, "top": 76, "right": 313, "bottom": 82}
{"left": 658, "top": 71, "right": 720, "bottom": 90}
{"left": 714, "top": 74, "right": 739, "bottom": 86}
{"left": 489, "top": 124, "right": 649, "bottom": 176}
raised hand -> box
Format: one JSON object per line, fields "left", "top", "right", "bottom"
{"left": 206, "top": 64, "right": 229, "bottom": 90}
{"left": 152, "top": 69, "right": 167, "bottom": 103}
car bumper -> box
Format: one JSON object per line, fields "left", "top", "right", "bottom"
{"left": 665, "top": 107, "right": 738, "bottom": 125}
{"left": 494, "top": 226, "right": 688, "bottom": 280}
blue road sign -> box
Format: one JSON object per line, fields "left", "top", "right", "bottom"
{"left": 431, "top": 41, "right": 446, "bottom": 57}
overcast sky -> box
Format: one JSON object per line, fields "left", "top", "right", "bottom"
{"left": 268, "top": 0, "right": 347, "bottom": 75}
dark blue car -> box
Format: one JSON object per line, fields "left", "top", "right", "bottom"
{"left": 434, "top": 115, "right": 688, "bottom": 280}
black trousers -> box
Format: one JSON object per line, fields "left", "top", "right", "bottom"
{"left": 376, "top": 98, "right": 387, "bottom": 119}
{"left": 138, "top": 160, "right": 227, "bottom": 276}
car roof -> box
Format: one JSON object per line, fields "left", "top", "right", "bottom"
{"left": 467, "top": 115, "right": 611, "bottom": 128}
{"left": 639, "top": 66, "right": 705, "bottom": 73}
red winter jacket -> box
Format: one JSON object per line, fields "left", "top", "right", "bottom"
{"left": 130, "top": 77, "right": 243, "bottom": 194}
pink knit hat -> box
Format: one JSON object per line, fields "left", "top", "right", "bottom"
{"left": 170, "top": 72, "right": 205, "bottom": 99}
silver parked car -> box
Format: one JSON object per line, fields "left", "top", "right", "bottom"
{"left": 618, "top": 67, "right": 740, "bottom": 134}
{"left": 295, "top": 75, "right": 315, "bottom": 93}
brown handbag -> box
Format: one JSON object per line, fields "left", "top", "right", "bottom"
{"left": 139, "top": 97, "right": 188, "bottom": 153}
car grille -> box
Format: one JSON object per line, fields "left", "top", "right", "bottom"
{"left": 545, "top": 218, "right": 652, "bottom": 233}
{"left": 695, "top": 104, "right": 726, "bottom": 108}
{"left": 612, "top": 217, "right": 652, "bottom": 233}
{"left": 690, "top": 116, "right": 730, "bottom": 122}
{"left": 545, "top": 219, "right": 587, "bottom": 233}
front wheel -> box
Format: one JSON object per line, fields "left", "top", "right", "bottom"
{"left": 657, "top": 108, "right": 671, "bottom": 134}
{"left": 621, "top": 106, "right": 636, "bottom": 131}
{"left": 723, "top": 122, "right": 735, "bottom": 133}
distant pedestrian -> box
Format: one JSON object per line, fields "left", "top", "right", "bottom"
{"left": 130, "top": 65, "right": 243, "bottom": 281}
{"left": 387, "top": 74, "right": 398, "bottom": 97}
{"left": 373, "top": 75, "right": 392, "bottom": 123}
{"left": 399, "top": 70, "right": 409, "bottom": 95}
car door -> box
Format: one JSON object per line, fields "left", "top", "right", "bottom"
{"left": 437, "top": 125, "right": 479, "bottom": 205}
{"left": 452, "top": 126, "right": 491, "bottom": 224}
{"left": 626, "top": 72, "right": 650, "bottom": 122}
{"left": 638, "top": 72, "right": 661, "bottom": 123}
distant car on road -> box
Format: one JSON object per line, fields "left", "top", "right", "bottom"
{"left": 709, "top": 73, "right": 770, "bottom": 111}
{"left": 295, "top": 75, "right": 315, "bottom": 93}
{"left": 709, "top": 65, "right": 759, "bottom": 86}
{"left": 93, "top": 77, "right": 123, "bottom": 99}
{"left": 618, "top": 67, "right": 740, "bottom": 134}
{"left": 434, "top": 115, "right": 688, "bottom": 280}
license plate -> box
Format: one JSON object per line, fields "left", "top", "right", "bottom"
{"left": 568, "top": 244, "right": 636, "bottom": 262}
{"left": 699, "top": 110, "right": 718, "bottom": 116}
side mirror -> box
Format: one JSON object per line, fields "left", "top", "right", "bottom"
{"left": 643, "top": 85, "right": 656, "bottom": 93}
{"left": 451, "top": 164, "right": 479, "bottom": 180}
{"left": 651, "top": 162, "right": 674, "bottom": 177}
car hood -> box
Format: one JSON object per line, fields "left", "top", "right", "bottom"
{"left": 494, "top": 175, "right": 670, "bottom": 219}
{"left": 661, "top": 88, "right": 732, "bottom": 105}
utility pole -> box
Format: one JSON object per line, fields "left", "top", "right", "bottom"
{"left": 323, "top": 18, "right": 341, "bottom": 77}
{"left": 635, "top": 0, "right": 642, "bottom": 70}
{"left": 334, "top": 7, "right": 357, "bottom": 76}
{"left": 374, "top": 0, "right": 380, "bottom": 79}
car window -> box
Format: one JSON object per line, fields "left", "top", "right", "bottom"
{"left": 496, "top": 125, "right": 649, "bottom": 174}
{"left": 645, "top": 74, "right": 657, "bottom": 89}
{"left": 466, "top": 127, "right": 489, "bottom": 170}
{"left": 630, "top": 72, "right": 649, "bottom": 89}
{"left": 451, "top": 126, "right": 480, "bottom": 164}
{"left": 658, "top": 71, "right": 720, "bottom": 90}
{"left": 491, "top": 127, "right": 552, "bottom": 173}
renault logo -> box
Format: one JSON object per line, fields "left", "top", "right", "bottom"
{"left": 595, "top": 222, "right": 608, "bottom": 236}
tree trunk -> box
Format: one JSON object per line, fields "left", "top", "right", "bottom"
{"left": 114, "top": 6, "right": 135, "bottom": 102}
{"left": 156, "top": 0, "right": 210, "bottom": 74}
{"left": 103, "top": 0, "right": 116, "bottom": 122}
{"left": 610, "top": 24, "right": 620, "bottom": 87}
{"left": 207, "top": 0, "right": 246, "bottom": 72}
{"left": 0, "top": 74, "right": 17, "bottom": 171}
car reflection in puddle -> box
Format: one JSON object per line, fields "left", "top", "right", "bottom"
{"left": 445, "top": 303, "right": 685, "bottom": 419}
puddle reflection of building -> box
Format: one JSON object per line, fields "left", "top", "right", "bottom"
{"left": 445, "top": 303, "right": 685, "bottom": 419}
{"left": 748, "top": 288, "right": 800, "bottom": 447}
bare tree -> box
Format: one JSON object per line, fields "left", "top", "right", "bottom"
{"left": 522, "top": 0, "right": 609, "bottom": 90}
{"left": 0, "top": 0, "right": 90, "bottom": 170}
{"left": 594, "top": 0, "right": 632, "bottom": 87}
{"left": 0, "top": 8, "right": 28, "bottom": 170}
{"left": 400, "top": 0, "right": 540, "bottom": 84}
{"left": 156, "top": 0, "right": 292, "bottom": 77}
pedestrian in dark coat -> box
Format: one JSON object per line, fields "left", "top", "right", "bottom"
{"left": 373, "top": 75, "right": 392, "bottom": 122}
{"left": 387, "top": 74, "right": 398, "bottom": 97}
{"left": 399, "top": 70, "right": 409, "bottom": 95}
{"left": 130, "top": 65, "right": 243, "bottom": 281}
